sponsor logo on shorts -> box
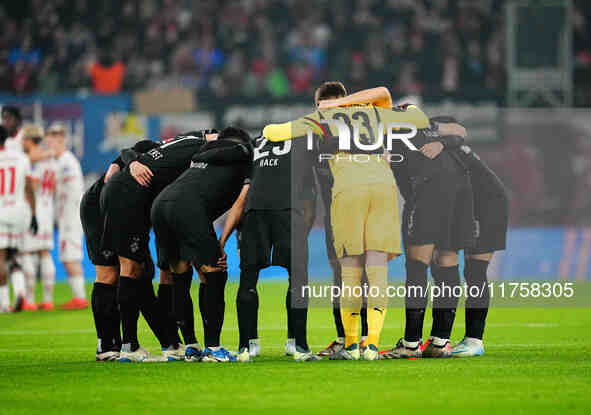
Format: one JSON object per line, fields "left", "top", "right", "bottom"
{"left": 102, "top": 250, "right": 114, "bottom": 259}
{"left": 130, "top": 236, "right": 140, "bottom": 254}
{"left": 474, "top": 219, "right": 480, "bottom": 239}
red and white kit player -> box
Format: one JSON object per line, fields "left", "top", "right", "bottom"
{"left": 0, "top": 125, "right": 37, "bottom": 312}
{"left": 2, "top": 106, "right": 24, "bottom": 154}
{"left": 20, "top": 125, "right": 57, "bottom": 311}
{"left": 45, "top": 122, "right": 88, "bottom": 310}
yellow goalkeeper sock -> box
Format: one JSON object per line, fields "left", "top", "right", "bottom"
{"left": 366, "top": 265, "right": 388, "bottom": 347}
{"left": 340, "top": 265, "right": 363, "bottom": 347}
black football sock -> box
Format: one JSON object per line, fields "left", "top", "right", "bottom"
{"left": 287, "top": 267, "right": 309, "bottom": 351}
{"left": 464, "top": 259, "right": 490, "bottom": 340}
{"left": 361, "top": 270, "right": 368, "bottom": 338}
{"left": 118, "top": 276, "right": 141, "bottom": 351}
{"left": 360, "top": 305, "right": 368, "bottom": 338}
{"left": 92, "top": 282, "right": 120, "bottom": 352}
{"left": 172, "top": 270, "right": 193, "bottom": 344}
{"left": 182, "top": 290, "right": 197, "bottom": 345}
{"left": 237, "top": 267, "right": 260, "bottom": 350}
{"left": 198, "top": 282, "right": 206, "bottom": 340}
{"left": 286, "top": 286, "right": 294, "bottom": 339}
{"left": 202, "top": 271, "right": 228, "bottom": 348}
{"left": 404, "top": 259, "right": 429, "bottom": 344}
{"left": 430, "top": 264, "right": 460, "bottom": 341}
{"left": 138, "top": 278, "right": 171, "bottom": 349}
{"left": 333, "top": 306, "right": 345, "bottom": 339}
{"left": 157, "top": 284, "right": 182, "bottom": 346}
{"left": 332, "top": 263, "right": 345, "bottom": 339}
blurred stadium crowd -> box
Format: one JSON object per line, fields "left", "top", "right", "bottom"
{"left": 0, "top": 0, "right": 589, "bottom": 103}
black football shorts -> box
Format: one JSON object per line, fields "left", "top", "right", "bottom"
{"left": 239, "top": 209, "right": 308, "bottom": 270}
{"left": 80, "top": 178, "right": 118, "bottom": 266}
{"left": 402, "top": 174, "right": 475, "bottom": 251}
{"left": 151, "top": 196, "right": 220, "bottom": 270}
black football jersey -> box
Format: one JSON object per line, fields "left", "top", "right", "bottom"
{"left": 245, "top": 135, "right": 318, "bottom": 212}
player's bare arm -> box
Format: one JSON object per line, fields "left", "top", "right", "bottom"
{"left": 104, "top": 163, "right": 120, "bottom": 183}
{"left": 218, "top": 184, "right": 250, "bottom": 269}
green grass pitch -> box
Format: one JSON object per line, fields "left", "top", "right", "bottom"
{"left": 0, "top": 281, "right": 590, "bottom": 414}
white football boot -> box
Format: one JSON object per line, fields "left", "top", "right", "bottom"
{"left": 452, "top": 337, "right": 485, "bottom": 357}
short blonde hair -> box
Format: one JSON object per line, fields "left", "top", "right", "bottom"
{"left": 21, "top": 123, "right": 44, "bottom": 141}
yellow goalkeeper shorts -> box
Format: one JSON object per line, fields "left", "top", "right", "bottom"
{"left": 330, "top": 184, "right": 402, "bottom": 258}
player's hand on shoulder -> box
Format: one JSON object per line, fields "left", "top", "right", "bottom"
{"left": 438, "top": 122, "right": 467, "bottom": 138}
{"left": 419, "top": 141, "right": 444, "bottom": 159}
{"left": 129, "top": 161, "right": 153, "bottom": 187}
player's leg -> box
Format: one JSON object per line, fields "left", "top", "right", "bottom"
{"left": 236, "top": 265, "right": 261, "bottom": 360}
{"left": 136, "top": 256, "right": 179, "bottom": 357}
{"left": 61, "top": 261, "right": 87, "bottom": 309}
{"left": 330, "top": 188, "right": 370, "bottom": 360}
{"left": 117, "top": 257, "right": 144, "bottom": 354}
{"left": 360, "top": 270, "right": 368, "bottom": 350}
{"left": 337, "top": 254, "right": 364, "bottom": 360}
{"left": 91, "top": 264, "right": 120, "bottom": 361}
{"left": 317, "top": 215, "right": 347, "bottom": 356}
{"left": 20, "top": 252, "right": 39, "bottom": 309}
{"left": 454, "top": 183, "right": 508, "bottom": 357}
{"left": 424, "top": 249, "right": 460, "bottom": 358}
{"left": 39, "top": 251, "right": 55, "bottom": 310}
{"left": 453, "top": 251, "right": 493, "bottom": 357}
{"left": 157, "top": 269, "right": 186, "bottom": 347}
{"left": 363, "top": 250, "right": 389, "bottom": 359}
{"left": 199, "top": 265, "right": 232, "bottom": 362}
{"left": 9, "top": 255, "right": 26, "bottom": 311}
{"left": 236, "top": 210, "right": 270, "bottom": 360}
{"left": 384, "top": 243, "right": 433, "bottom": 359}
{"left": 59, "top": 218, "right": 88, "bottom": 309}
{"left": 0, "top": 249, "right": 9, "bottom": 312}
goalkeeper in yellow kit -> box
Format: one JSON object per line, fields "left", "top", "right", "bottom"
{"left": 263, "top": 82, "right": 430, "bottom": 360}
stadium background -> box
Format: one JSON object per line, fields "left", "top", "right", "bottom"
{"left": 1, "top": 0, "right": 590, "bottom": 281}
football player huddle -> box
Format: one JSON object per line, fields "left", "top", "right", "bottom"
{"left": 82, "top": 82, "right": 508, "bottom": 363}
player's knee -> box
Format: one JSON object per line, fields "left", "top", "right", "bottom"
{"left": 95, "top": 265, "right": 118, "bottom": 285}
{"left": 159, "top": 269, "right": 173, "bottom": 285}
{"left": 119, "top": 258, "right": 143, "bottom": 278}
{"left": 407, "top": 244, "right": 434, "bottom": 265}
{"left": 437, "top": 250, "right": 459, "bottom": 267}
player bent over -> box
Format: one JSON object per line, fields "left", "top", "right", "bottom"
{"left": 151, "top": 127, "right": 253, "bottom": 363}
{"left": 0, "top": 126, "right": 37, "bottom": 312}
{"left": 99, "top": 132, "right": 213, "bottom": 362}
{"left": 20, "top": 125, "right": 57, "bottom": 311}
{"left": 427, "top": 116, "right": 509, "bottom": 357}
{"left": 82, "top": 140, "right": 187, "bottom": 361}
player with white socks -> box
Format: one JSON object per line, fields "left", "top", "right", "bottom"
{"left": 0, "top": 125, "right": 37, "bottom": 312}
{"left": 45, "top": 122, "right": 87, "bottom": 310}
{"left": 20, "top": 125, "right": 57, "bottom": 310}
